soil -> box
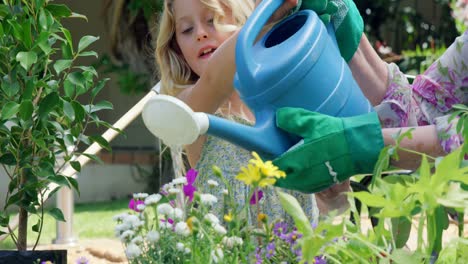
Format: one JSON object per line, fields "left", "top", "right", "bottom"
{"left": 35, "top": 238, "right": 128, "bottom": 264}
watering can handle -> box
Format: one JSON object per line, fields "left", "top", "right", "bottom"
{"left": 236, "top": 0, "right": 283, "bottom": 82}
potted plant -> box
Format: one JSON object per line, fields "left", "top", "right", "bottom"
{"left": 0, "top": 0, "right": 113, "bottom": 261}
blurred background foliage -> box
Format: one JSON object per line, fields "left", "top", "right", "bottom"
{"left": 355, "top": 0, "right": 462, "bottom": 75}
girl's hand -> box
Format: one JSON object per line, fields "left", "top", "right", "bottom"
{"left": 254, "top": 0, "right": 298, "bottom": 23}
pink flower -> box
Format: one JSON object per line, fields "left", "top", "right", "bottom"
{"left": 250, "top": 189, "right": 264, "bottom": 205}
{"left": 128, "top": 199, "right": 144, "bottom": 212}
{"left": 183, "top": 169, "right": 198, "bottom": 202}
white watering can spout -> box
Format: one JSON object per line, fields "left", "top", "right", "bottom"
{"left": 142, "top": 94, "right": 292, "bottom": 158}
{"left": 142, "top": 95, "right": 209, "bottom": 146}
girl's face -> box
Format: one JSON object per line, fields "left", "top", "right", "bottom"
{"left": 173, "top": 0, "right": 234, "bottom": 77}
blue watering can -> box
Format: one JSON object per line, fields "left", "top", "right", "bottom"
{"left": 142, "top": 0, "right": 372, "bottom": 158}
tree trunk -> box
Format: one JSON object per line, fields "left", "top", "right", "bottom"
{"left": 17, "top": 171, "right": 28, "bottom": 251}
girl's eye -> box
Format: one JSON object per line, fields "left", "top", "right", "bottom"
{"left": 182, "top": 27, "right": 193, "bottom": 34}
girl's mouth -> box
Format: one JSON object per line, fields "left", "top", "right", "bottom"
{"left": 199, "top": 48, "right": 216, "bottom": 58}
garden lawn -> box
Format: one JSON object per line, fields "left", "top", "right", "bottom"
{"left": 0, "top": 198, "right": 129, "bottom": 250}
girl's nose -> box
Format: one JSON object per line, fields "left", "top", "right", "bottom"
{"left": 197, "top": 34, "right": 208, "bottom": 42}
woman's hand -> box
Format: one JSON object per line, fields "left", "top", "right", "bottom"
{"left": 254, "top": 0, "right": 298, "bottom": 23}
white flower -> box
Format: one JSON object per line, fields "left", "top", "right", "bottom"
{"left": 162, "top": 183, "right": 173, "bottom": 193}
{"left": 123, "top": 214, "right": 144, "bottom": 229}
{"left": 131, "top": 236, "right": 143, "bottom": 245}
{"left": 146, "top": 230, "right": 160, "bottom": 243}
{"left": 120, "top": 230, "right": 135, "bottom": 242}
{"left": 212, "top": 224, "right": 227, "bottom": 235}
{"left": 176, "top": 242, "right": 185, "bottom": 251}
{"left": 211, "top": 247, "right": 224, "bottom": 263}
{"left": 160, "top": 221, "right": 173, "bottom": 230}
{"left": 222, "top": 189, "right": 229, "bottom": 195}
{"left": 168, "top": 188, "right": 181, "bottom": 194}
{"left": 133, "top": 193, "right": 148, "bottom": 199}
{"left": 136, "top": 203, "right": 146, "bottom": 212}
{"left": 157, "top": 203, "right": 174, "bottom": 217}
{"left": 175, "top": 222, "right": 190, "bottom": 236}
{"left": 113, "top": 213, "right": 129, "bottom": 222}
{"left": 184, "top": 247, "right": 191, "bottom": 254}
{"left": 125, "top": 243, "right": 142, "bottom": 259}
{"left": 200, "top": 194, "right": 218, "bottom": 206}
{"left": 115, "top": 222, "right": 131, "bottom": 235}
{"left": 204, "top": 213, "right": 220, "bottom": 225}
{"left": 145, "top": 194, "right": 162, "bottom": 205}
{"left": 172, "top": 177, "right": 187, "bottom": 185}
{"left": 207, "top": 179, "right": 219, "bottom": 187}
{"left": 222, "top": 236, "right": 243, "bottom": 249}
{"left": 174, "top": 208, "right": 184, "bottom": 220}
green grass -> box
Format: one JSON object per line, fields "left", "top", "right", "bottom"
{"left": 0, "top": 198, "right": 129, "bottom": 250}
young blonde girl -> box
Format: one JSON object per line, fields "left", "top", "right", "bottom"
{"left": 155, "top": 0, "right": 319, "bottom": 223}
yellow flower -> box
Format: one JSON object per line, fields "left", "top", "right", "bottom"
{"left": 186, "top": 216, "right": 195, "bottom": 231}
{"left": 257, "top": 213, "right": 268, "bottom": 223}
{"left": 235, "top": 163, "right": 261, "bottom": 186}
{"left": 250, "top": 152, "right": 286, "bottom": 179}
{"left": 224, "top": 211, "right": 233, "bottom": 222}
{"left": 258, "top": 177, "right": 277, "bottom": 187}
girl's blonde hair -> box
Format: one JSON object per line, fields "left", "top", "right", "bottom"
{"left": 156, "top": 0, "right": 254, "bottom": 96}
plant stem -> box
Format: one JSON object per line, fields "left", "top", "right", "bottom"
{"left": 17, "top": 171, "right": 28, "bottom": 251}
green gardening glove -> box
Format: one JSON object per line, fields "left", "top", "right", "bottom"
{"left": 295, "top": 0, "right": 363, "bottom": 62}
{"left": 273, "top": 108, "right": 384, "bottom": 193}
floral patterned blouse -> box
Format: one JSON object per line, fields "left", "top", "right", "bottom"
{"left": 195, "top": 116, "right": 319, "bottom": 226}
{"left": 375, "top": 30, "right": 468, "bottom": 153}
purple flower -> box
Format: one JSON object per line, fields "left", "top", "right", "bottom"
{"left": 250, "top": 189, "right": 263, "bottom": 205}
{"left": 265, "top": 242, "right": 276, "bottom": 259}
{"left": 76, "top": 256, "right": 90, "bottom": 264}
{"left": 161, "top": 218, "right": 174, "bottom": 224}
{"left": 280, "top": 230, "right": 302, "bottom": 244}
{"left": 183, "top": 169, "right": 198, "bottom": 202}
{"left": 128, "top": 199, "right": 144, "bottom": 212}
{"left": 255, "top": 248, "right": 263, "bottom": 263}
{"left": 314, "top": 255, "right": 327, "bottom": 264}
{"left": 273, "top": 221, "right": 288, "bottom": 236}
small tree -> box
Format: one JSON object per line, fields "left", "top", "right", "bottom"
{"left": 0, "top": 0, "right": 113, "bottom": 250}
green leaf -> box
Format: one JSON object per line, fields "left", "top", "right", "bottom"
{"left": 45, "top": 4, "right": 72, "bottom": 18}
{"left": 48, "top": 208, "right": 66, "bottom": 222}
{"left": 71, "top": 101, "right": 85, "bottom": 122}
{"left": 1, "top": 79, "right": 20, "bottom": 98}
{"left": 67, "top": 177, "right": 80, "bottom": 195}
{"left": 1, "top": 101, "right": 20, "bottom": 119}
{"left": 349, "top": 191, "right": 388, "bottom": 208}
{"left": 391, "top": 217, "right": 412, "bottom": 248}
{"left": 68, "top": 72, "right": 86, "bottom": 88}
{"left": 62, "top": 100, "right": 75, "bottom": 121}
{"left": 89, "top": 135, "right": 111, "bottom": 151}
{"left": 63, "top": 79, "right": 75, "bottom": 98}
{"left": 0, "top": 153, "right": 16, "bottom": 166}
{"left": 32, "top": 219, "right": 41, "bottom": 232}
{"left": 22, "top": 19, "right": 32, "bottom": 49}
{"left": 38, "top": 92, "right": 60, "bottom": 118}
{"left": 91, "top": 78, "right": 109, "bottom": 98}
{"left": 70, "top": 161, "right": 81, "bottom": 172}
{"left": 0, "top": 5, "right": 9, "bottom": 18}
{"left": 78, "top": 51, "right": 98, "bottom": 58}
{"left": 277, "top": 191, "right": 314, "bottom": 237}
{"left": 53, "top": 59, "right": 72, "bottom": 74}
{"left": 70, "top": 12, "right": 88, "bottom": 21}
{"left": 88, "top": 100, "right": 113, "bottom": 113}
{"left": 19, "top": 100, "right": 34, "bottom": 121}
{"left": 16, "top": 51, "right": 38, "bottom": 70}
{"left": 78, "top": 35, "right": 99, "bottom": 53}
{"left": 61, "top": 27, "right": 73, "bottom": 54}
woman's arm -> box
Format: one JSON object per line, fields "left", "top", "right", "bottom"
{"left": 383, "top": 125, "right": 446, "bottom": 169}
{"left": 348, "top": 34, "right": 389, "bottom": 106}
